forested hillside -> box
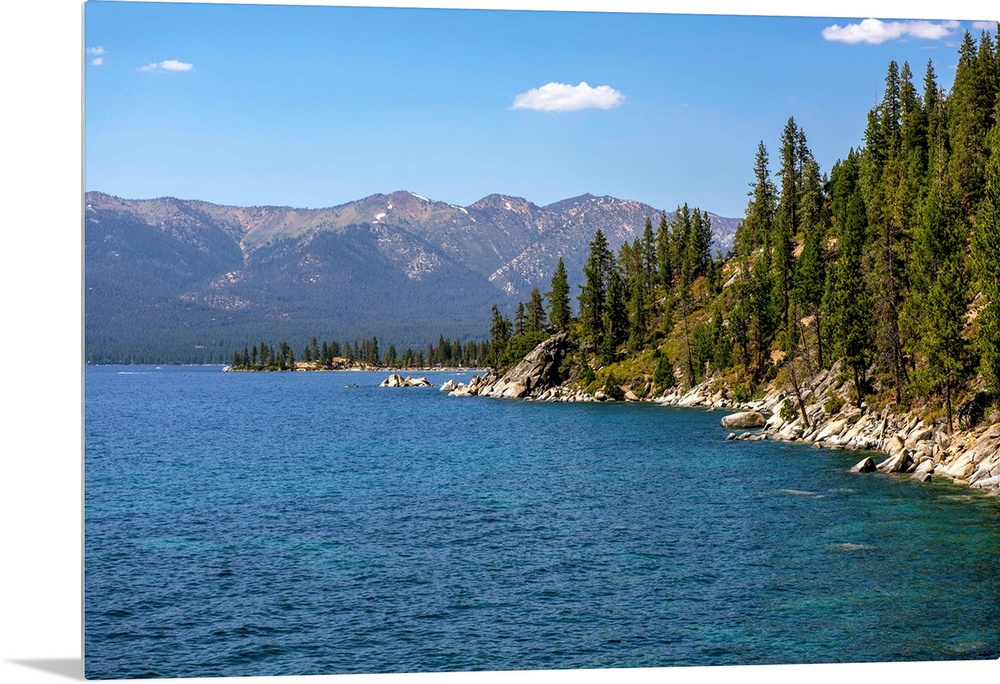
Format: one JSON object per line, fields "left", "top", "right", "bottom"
{"left": 486, "top": 29, "right": 1000, "bottom": 429}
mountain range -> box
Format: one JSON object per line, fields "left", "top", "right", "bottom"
{"left": 84, "top": 190, "right": 740, "bottom": 363}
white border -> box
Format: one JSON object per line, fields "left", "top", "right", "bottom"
{"left": 2, "top": 1, "right": 996, "bottom": 683}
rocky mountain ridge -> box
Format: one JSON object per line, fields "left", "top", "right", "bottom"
{"left": 84, "top": 190, "right": 740, "bottom": 363}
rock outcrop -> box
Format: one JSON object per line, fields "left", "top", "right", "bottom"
{"left": 958, "top": 392, "right": 995, "bottom": 430}
{"left": 448, "top": 332, "right": 571, "bottom": 400}
{"left": 720, "top": 411, "right": 766, "bottom": 429}
{"left": 380, "top": 374, "right": 432, "bottom": 388}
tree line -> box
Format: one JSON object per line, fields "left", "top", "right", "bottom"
{"left": 229, "top": 334, "right": 491, "bottom": 371}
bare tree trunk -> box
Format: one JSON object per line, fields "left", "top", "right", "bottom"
{"left": 945, "top": 376, "right": 953, "bottom": 435}
{"left": 789, "top": 359, "right": 811, "bottom": 429}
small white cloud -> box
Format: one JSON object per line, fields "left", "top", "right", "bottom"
{"left": 512, "top": 81, "right": 625, "bottom": 112}
{"left": 139, "top": 59, "right": 194, "bottom": 72}
{"left": 86, "top": 46, "right": 106, "bottom": 56}
{"left": 822, "top": 18, "right": 960, "bottom": 44}
{"left": 972, "top": 20, "right": 999, "bottom": 30}
{"left": 90, "top": 57, "right": 104, "bottom": 67}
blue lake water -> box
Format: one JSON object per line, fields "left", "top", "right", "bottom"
{"left": 83, "top": 365, "right": 1000, "bottom": 679}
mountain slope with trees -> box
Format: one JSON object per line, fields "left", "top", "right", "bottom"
{"left": 484, "top": 28, "right": 1000, "bottom": 433}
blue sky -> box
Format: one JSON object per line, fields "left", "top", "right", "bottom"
{"left": 83, "top": 2, "right": 998, "bottom": 217}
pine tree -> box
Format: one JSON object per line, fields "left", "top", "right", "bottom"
{"left": 774, "top": 118, "right": 801, "bottom": 331}
{"left": 735, "top": 141, "right": 777, "bottom": 257}
{"left": 514, "top": 301, "right": 526, "bottom": 336}
{"left": 602, "top": 256, "right": 628, "bottom": 364}
{"left": 579, "top": 229, "right": 611, "bottom": 351}
{"left": 627, "top": 264, "right": 648, "bottom": 351}
{"left": 973, "top": 93, "right": 1000, "bottom": 393}
{"left": 526, "top": 286, "right": 547, "bottom": 333}
{"left": 642, "top": 215, "right": 657, "bottom": 290}
{"left": 825, "top": 153, "right": 873, "bottom": 407}
{"left": 488, "top": 304, "right": 512, "bottom": 370}
{"left": 656, "top": 211, "right": 674, "bottom": 290}
{"left": 547, "top": 258, "right": 571, "bottom": 332}
{"left": 949, "top": 31, "right": 997, "bottom": 216}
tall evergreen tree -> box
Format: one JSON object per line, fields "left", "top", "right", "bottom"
{"left": 514, "top": 301, "right": 526, "bottom": 336}
{"left": 488, "top": 304, "right": 512, "bottom": 369}
{"left": 642, "top": 215, "right": 657, "bottom": 290}
{"left": 602, "top": 257, "right": 628, "bottom": 364}
{"left": 825, "top": 153, "right": 873, "bottom": 407}
{"left": 526, "top": 286, "right": 547, "bottom": 333}
{"left": 973, "top": 93, "right": 1000, "bottom": 393}
{"left": 579, "top": 229, "right": 612, "bottom": 351}
{"left": 949, "top": 31, "right": 997, "bottom": 216}
{"left": 656, "top": 211, "right": 674, "bottom": 290}
{"left": 735, "top": 141, "right": 777, "bottom": 257}
{"left": 911, "top": 150, "right": 969, "bottom": 432}
{"left": 547, "top": 258, "right": 571, "bottom": 332}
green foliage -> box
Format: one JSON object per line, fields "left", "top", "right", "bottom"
{"left": 488, "top": 304, "right": 513, "bottom": 369}
{"left": 547, "top": 257, "right": 572, "bottom": 333}
{"left": 653, "top": 353, "right": 675, "bottom": 391}
{"left": 824, "top": 388, "right": 846, "bottom": 415}
{"left": 731, "top": 381, "right": 753, "bottom": 404}
{"left": 579, "top": 229, "right": 612, "bottom": 351}
{"left": 779, "top": 399, "right": 798, "bottom": 423}
{"left": 602, "top": 371, "right": 625, "bottom": 401}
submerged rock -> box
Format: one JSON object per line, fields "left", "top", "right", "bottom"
{"left": 720, "top": 411, "right": 766, "bottom": 429}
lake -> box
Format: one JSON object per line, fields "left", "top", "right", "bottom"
{"left": 84, "top": 365, "right": 1000, "bottom": 679}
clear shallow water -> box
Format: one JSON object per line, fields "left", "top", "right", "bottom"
{"left": 84, "top": 365, "right": 1000, "bottom": 679}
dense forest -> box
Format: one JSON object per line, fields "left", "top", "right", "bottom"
{"left": 482, "top": 30, "right": 1000, "bottom": 431}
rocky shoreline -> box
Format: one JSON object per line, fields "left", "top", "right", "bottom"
{"left": 432, "top": 333, "right": 999, "bottom": 498}
{"left": 658, "top": 365, "right": 999, "bottom": 497}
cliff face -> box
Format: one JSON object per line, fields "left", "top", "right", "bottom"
{"left": 449, "top": 332, "right": 572, "bottom": 400}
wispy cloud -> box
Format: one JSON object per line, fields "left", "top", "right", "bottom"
{"left": 972, "top": 20, "right": 999, "bottom": 30}
{"left": 822, "top": 18, "right": 960, "bottom": 44}
{"left": 512, "top": 81, "right": 624, "bottom": 112}
{"left": 87, "top": 46, "right": 106, "bottom": 66}
{"left": 139, "top": 59, "right": 195, "bottom": 73}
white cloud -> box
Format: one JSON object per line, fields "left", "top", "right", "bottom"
{"left": 511, "top": 81, "right": 624, "bottom": 112}
{"left": 972, "top": 21, "right": 999, "bottom": 30}
{"left": 90, "top": 57, "right": 104, "bottom": 67}
{"left": 139, "top": 59, "right": 194, "bottom": 72}
{"left": 822, "top": 18, "right": 960, "bottom": 44}
{"left": 86, "top": 46, "right": 105, "bottom": 56}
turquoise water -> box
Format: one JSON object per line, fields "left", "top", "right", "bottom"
{"left": 84, "top": 365, "right": 1000, "bottom": 679}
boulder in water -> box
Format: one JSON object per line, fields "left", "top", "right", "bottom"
{"left": 850, "top": 457, "right": 876, "bottom": 473}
